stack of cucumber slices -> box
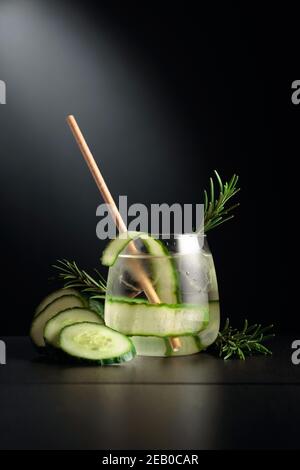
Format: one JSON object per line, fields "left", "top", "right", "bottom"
{"left": 30, "top": 289, "right": 136, "bottom": 365}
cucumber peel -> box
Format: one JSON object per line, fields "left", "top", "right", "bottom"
{"left": 130, "top": 300, "right": 220, "bottom": 356}
{"left": 105, "top": 295, "right": 209, "bottom": 337}
{"left": 102, "top": 231, "right": 180, "bottom": 303}
{"left": 101, "top": 231, "right": 145, "bottom": 266}
{"left": 141, "top": 237, "right": 180, "bottom": 304}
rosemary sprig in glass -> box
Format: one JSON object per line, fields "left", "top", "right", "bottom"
{"left": 53, "top": 259, "right": 106, "bottom": 298}
{"left": 213, "top": 318, "right": 275, "bottom": 360}
{"left": 203, "top": 170, "right": 240, "bottom": 232}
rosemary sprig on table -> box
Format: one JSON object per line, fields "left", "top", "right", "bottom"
{"left": 203, "top": 171, "right": 240, "bottom": 232}
{"left": 213, "top": 318, "right": 274, "bottom": 360}
{"left": 53, "top": 259, "right": 106, "bottom": 297}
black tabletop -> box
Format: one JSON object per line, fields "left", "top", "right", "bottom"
{"left": 0, "top": 336, "right": 299, "bottom": 449}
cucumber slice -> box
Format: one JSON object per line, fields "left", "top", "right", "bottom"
{"left": 105, "top": 296, "right": 209, "bottom": 337}
{"left": 130, "top": 301, "right": 220, "bottom": 356}
{"left": 30, "top": 295, "right": 85, "bottom": 347}
{"left": 102, "top": 232, "right": 179, "bottom": 303}
{"left": 131, "top": 335, "right": 201, "bottom": 357}
{"left": 34, "top": 288, "right": 81, "bottom": 317}
{"left": 197, "top": 300, "right": 220, "bottom": 347}
{"left": 101, "top": 231, "right": 143, "bottom": 266}
{"left": 59, "top": 322, "right": 136, "bottom": 364}
{"left": 44, "top": 308, "right": 104, "bottom": 347}
{"left": 141, "top": 237, "right": 179, "bottom": 304}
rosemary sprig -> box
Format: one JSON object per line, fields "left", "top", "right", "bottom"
{"left": 53, "top": 259, "right": 106, "bottom": 297}
{"left": 213, "top": 318, "right": 275, "bottom": 360}
{"left": 203, "top": 170, "right": 240, "bottom": 232}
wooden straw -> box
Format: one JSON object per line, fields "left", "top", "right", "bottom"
{"left": 67, "top": 115, "right": 181, "bottom": 351}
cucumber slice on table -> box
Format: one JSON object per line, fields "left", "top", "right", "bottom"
{"left": 130, "top": 300, "right": 220, "bottom": 356}
{"left": 44, "top": 308, "right": 104, "bottom": 347}
{"left": 59, "top": 322, "right": 136, "bottom": 365}
{"left": 102, "top": 231, "right": 179, "bottom": 303}
{"left": 30, "top": 294, "right": 85, "bottom": 347}
{"left": 34, "top": 288, "right": 81, "bottom": 317}
{"left": 105, "top": 296, "right": 209, "bottom": 337}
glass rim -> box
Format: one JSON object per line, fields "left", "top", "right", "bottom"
{"left": 148, "top": 232, "right": 206, "bottom": 238}
{"left": 117, "top": 232, "right": 208, "bottom": 260}
{"left": 118, "top": 251, "right": 210, "bottom": 260}
{"left": 116, "top": 232, "right": 206, "bottom": 239}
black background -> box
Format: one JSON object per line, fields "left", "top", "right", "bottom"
{"left": 0, "top": 1, "right": 289, "bottom": 334}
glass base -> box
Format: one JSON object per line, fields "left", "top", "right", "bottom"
{"left": 130, "top": 301, "right": 220, "bottom": 357}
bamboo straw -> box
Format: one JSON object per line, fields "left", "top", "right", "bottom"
{"left": 67, "top": 115, "right": 181, "bottom": 351}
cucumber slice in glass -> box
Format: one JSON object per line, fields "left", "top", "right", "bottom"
{"left": 130, "top": 301, "right": 220, "bottom": 356}
{"left": 105, "top": 296, "right": 209, "bottom": 337}
{"left": 101, "top": 231, "right": 143, "bottom": 266}
{"left": 59, "top": 322, "right": 136, "bottom": 365}
{"left": 130, "top": 335, "right": 202, "bottom": 357}
{"left": 102, "top": 231, "right": 179, "bottom": 303}
{"left": 142, "top": 237, "right": 179, "bottom": 303}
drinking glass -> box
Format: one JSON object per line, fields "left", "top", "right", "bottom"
{"left": 104, "top": 233, "right": 220, "bottom": 356}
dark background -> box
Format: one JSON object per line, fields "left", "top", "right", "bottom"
{"left": 0, "top": 1, "right": 289, "bottom": 334}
